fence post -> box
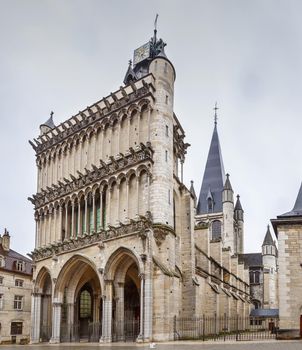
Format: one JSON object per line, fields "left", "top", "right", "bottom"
{"left": 173, "top": 315, "right": 176, "bottom": 340}
{"left": 236, "top": 314, "right": 239, "bottom": 341}
{"left": 202, "top": 315, "right": 205, "bottom": 341}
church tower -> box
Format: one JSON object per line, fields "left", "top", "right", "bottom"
{"left": 196, "top": 113, "right": 243, "bottom": 255}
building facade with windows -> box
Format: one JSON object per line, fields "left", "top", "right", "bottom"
{"left": 28, "top": 29, "right": 250, "bottom": 344}
{"left": 271, "top": 182, "right": 302, "bottom": 339}
{"left": 0, "top": 229, "right": 33, "bottom": 344}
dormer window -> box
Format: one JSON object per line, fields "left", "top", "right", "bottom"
{"left": 16, "top": 260, "right": 25, "bottom": 272}
{"left": 0, "top": 256, "right": 5, "bottom": 268}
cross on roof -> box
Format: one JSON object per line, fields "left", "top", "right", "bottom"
{"left": 214, "top": 102, "right": 218, "bottom": 126}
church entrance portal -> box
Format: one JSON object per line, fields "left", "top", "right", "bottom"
{"left": 78, "top": 284, "right": 93, "bottom": 339}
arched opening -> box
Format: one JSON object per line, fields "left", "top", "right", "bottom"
{"left": 54, "top": 256, "right": 102, "bottom": 343}
{"left": 78, "top": 284, "right": 93, "bottom": 338}
{"left": 37, "top": 269, "right": 52, "bottom": 342}
{"left": 106, "top": 249, "right": 142, "bottom": 342}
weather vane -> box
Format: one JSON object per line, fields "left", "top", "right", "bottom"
{"left": 214, "top": 102, "right": 218, "bottom": 125}
{"left": 50, "top": 111, "right": 54, "bottom": 118}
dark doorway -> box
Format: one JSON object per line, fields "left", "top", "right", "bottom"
{"left": 300, "top": 315, "right": 302, "bottom": 338}
{"left": 124, "top": 275, "right": 140, "bottom": 341}
{"left": 78, "top": 284, "right": 92, "bottom": 339}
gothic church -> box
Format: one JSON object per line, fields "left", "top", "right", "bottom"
{"left": 29, "top": 29, "right": 251, "bottom": 343}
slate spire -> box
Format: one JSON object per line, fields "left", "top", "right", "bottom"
{"left": 262, "top": 225, "right": 274, "bottom": 246}
{"left": 197, "top": 120, "right": 226, "bottom": 214}
{"left": 280, "top": 181, "right": 302, "bottom": 217}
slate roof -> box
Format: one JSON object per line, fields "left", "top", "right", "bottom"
{"left": 238, "top": 253, "right": 262, "bottom": 268}
{"left": 0, "top": 246, "right": 33, "bottom": 276}
{"left": 235, "top": 195, "right": 243, "bottom": 211}
{"left": 279, "top": 182, "right": 302, "bottom": 217}
{"left": 40, "top": 114, "right": 55, "bottom": 129}
{"left": 262, "top": 225, "right": 274, "bottom": 246}
{"left": 197, "top": 124, "right": 226, "bottom": 214}
{"left": 250, "top": 308, "right": 279, "bottom": 318}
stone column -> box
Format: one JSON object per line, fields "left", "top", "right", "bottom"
{"left": 84, "top": 196, "right": 88, "bottom": 234}
{"left": 143, "top": 231, "right": 153, "bottom": 341}
{"left": 180, "top": 159, "right": 184, "bottom": 183}
{"left": 126, "top": 180, "right": 129, "bottom": 219}
{"left": 107, "top": 188, "right": 112, "bottom": 227}
{"left": 137, "top": 275, "right": 144, "bottom": 342}
{"left": 100, "top": 281, "right": 113, "bottom": 343}
{"left": 50, "top": 302, "right": 62, "bottom": 344}
{"left": 58, "top": 205, "right": 63, "bottom": 242}
{"left": 43, "top": 213, "right": 47, "bottom": 246}
{"left": 127, "top": 118, "right": 131, "bottom": 149}
{"left": 48, "top": 209, "right": 52, "bottom": 245}
{"left": 35, "top": 214, "right": 40, "bottom": 249}
{"left": 53, "top": 206, "right": 57, "bottom": 243}
{"left": 92, "top": 194, "right": 96, "bottom": 233}
{"left": 99, "top": 189, "right": 103, "bottom": 229}
{"left": 65, "top": 205, "right": 69, "bottom": 240}
{"left": 117, "top": 121, "right": 121, "bottom": 153}
{"left": 136, "top": 178, "right": 140, "bottom": 215}
{"left": 115, "top": 282, "right": 124, "bottom": 341}
{"left": 30, "top": 293, "right": 42, "bottom": 343}
{"left": 71, "top": 202, "right": 75, "bottom": 238}
{"left": 116, "top": 183, "right": 120, "bottom": 224}
{"left": 147, "top": 107, "right": 151, "bottom": 142}
{"left": 78, "top": 201, "right": 82, "bottom": 237}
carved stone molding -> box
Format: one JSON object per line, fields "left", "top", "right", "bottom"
{"left": 153, "top": 224, "right": 175, "bottom": 246}
{"left": 31, "top": 214, "right": 153, "bottom": 262}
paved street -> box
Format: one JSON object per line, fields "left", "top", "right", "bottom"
{"left": 2, "top": 340, "right": 302, "bottom": 350}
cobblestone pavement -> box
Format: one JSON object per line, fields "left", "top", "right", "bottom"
{"left": 3, "top": 340, "right": 302, "bottom": 350}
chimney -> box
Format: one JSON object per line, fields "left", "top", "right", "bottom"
{"left": 2, "top": 228, "right": 10, "bottom": 252}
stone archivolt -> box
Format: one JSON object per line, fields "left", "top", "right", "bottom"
{"left": 29, "top": 142, "right": 153, "bottom": 210}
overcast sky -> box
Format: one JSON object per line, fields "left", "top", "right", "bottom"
{"left": 1, "top": 0, "right": 301, "bottom": 256}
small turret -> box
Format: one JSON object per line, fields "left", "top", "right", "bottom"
{"left": 222, "top": 173, "right": 234, "bottom": 203}
{"left": 234, "top": 195, "right": 244, "bottom": 254}
{"left": 2, "top": 228, "right": 10, "bottom": 252}
{"left": 40, "top": 111, "right": 55, "bottom": 135}
{"left": 222, "top": 174, "right": 235, "bottom": 253}
{"left": 262, "top": 225, "right": 276, "bottom": 256}
{"left": 234, "top": 194, "right": 244, "bottom": 221}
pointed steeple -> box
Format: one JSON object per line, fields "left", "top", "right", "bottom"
{"left": 40, "top": 111, "right": 56, "bottom": 135}
{"left": 223, "top": 173, "right": 233, "bottom": 191}
{"left": 235, "top": 194, "right": 243, "bottom": 211}
{"left": 123, "top": 60, "right": 138, "bottom": 85}
{"left": 262, "top": 225, "right": 274, "bottom": 246}
{"left": 197, "top": 119, "right": 226, "bottom": 214}
{"left": 280, "top": 182, "right": 302, "bottom": 217}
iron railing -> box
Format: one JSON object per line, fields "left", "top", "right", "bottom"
{"left": 174, "top": 315, "right": 279, "bottom": 341}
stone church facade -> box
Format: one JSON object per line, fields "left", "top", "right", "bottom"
{"left": 28, "top": 29, "right": 250, "bottom": 343}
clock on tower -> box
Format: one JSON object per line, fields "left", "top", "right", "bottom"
{"left": 133, "top": 42, "right": 150, "bottom": 65}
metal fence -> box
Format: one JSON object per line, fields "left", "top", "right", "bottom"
{"left": 112, "top": 318, "right": 140, "bottom": 342}
{"left": 40, "top": 325, "right": 52, "bottom": 342}
{"left": 174, "top": 315, "right": 279, "bottom": 341}
{"left": 60, "top": 323, "right": 80, "bottom": 342}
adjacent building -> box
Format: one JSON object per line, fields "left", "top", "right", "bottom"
{"left": 0, "top": 229, "right": 33, "bottom": 344}
{"left": 271, "top": 182, "right": 302, "bottom": 339}
{"left": 239, "top": 226, "right": 278, "bottom": 323}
